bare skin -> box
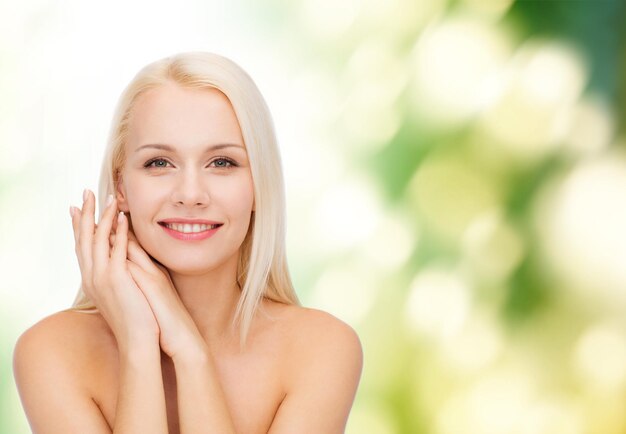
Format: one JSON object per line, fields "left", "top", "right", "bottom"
{"left": 15, "top": 294, "right": 361, "bottom": 433}
{"left": 13, "top": 83, "right": 363, "bottom": 433}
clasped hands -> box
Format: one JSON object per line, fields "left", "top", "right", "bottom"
{"left": 70, "top": 189, "right": 207, "bottom": 362}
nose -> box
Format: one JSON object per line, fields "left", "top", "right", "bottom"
{"left": 170, "top": 167, "right": 210, "bottom": 207}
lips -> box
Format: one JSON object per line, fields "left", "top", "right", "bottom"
{"left": 157, "top": 218, "right": 223, "bottom": 235}
{"left": 158, "top": 220, "right": 223, "bottom": 241}
{"left": 158, "top": 218, "right": 223, "bottom": 225}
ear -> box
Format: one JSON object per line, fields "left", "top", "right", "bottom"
{"left": 115, "top": 170, "right": 130, "bottom": 213}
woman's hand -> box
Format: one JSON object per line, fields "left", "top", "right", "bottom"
{"left": 109, "top": 227, "right": 208, "bottom": 362}
{"left": 70, "top": 189, "right": 160, "bottom": 353}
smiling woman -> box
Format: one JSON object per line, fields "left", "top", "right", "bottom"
{"left": 12, "top": 51, "right": 363, "bottom": 434}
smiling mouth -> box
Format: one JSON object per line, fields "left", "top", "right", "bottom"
{"left": 158, "top": 222, "right": 223, "bottom": 234}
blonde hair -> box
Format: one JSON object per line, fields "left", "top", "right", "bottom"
{"left": 68, "top": 51, "right": 300, "bottom": 347}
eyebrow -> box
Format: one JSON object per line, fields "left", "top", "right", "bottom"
{"left": 134, "top": 143, "right": 245, "bottom": 153}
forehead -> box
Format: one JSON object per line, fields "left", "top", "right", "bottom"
{"left": 126, "top": 83, "right": 244, "bottom": 150}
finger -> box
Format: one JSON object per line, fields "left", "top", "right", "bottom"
{"left": 154, "top": 261, "right": 174, "bottom": 286}
{"left": 127, "top": 223, "right": 138, "bottom": 243}
{"left": 70, "top": 205, "right": 90, "bottom": 283}
{"left": 127, "top": 238, "right": 160, "bottom": 273}
{"left": 93, "top": 195, "right": 119, "bottom": 270}
{"left": 106, "top": 219, "right": 169, "bottom": 282}
{"left": 133, "top": 244, "right": 173, "bottom": 286}
{"left": 126, "top": 260, "right": 163, "bottom": 306}
{"left": 110, "top": 201, "right": 120, "bottom": 234}
{"left": 126, "top": 260, "right": 173, "bottom": 317}
{"left": 123, "top": 224, "right": 161, "bottom": 272}
{"left": 70, "top": 205, "right": 81, "bottom": 246}
{"left": 78, "top": 189, "right": 96, "bottom": 278}
{"left": 127, "top": 260, "right": 152, "bottom": 284}
{"left": 112, "top": 230, "right": 167, "bottom": 279}
{"left": 111, "top": 211, "right": 128, "bottom": 265}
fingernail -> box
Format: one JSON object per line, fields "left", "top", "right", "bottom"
{"left": 106, "top": 194, "right": 114, "bottom": 207}
{"left": 118, "top": 212, "right": 124, "bottom": 223}
{"left": 83, "top": 189, "right": 88, "bottom": 202}
{"left": 69, "top": 205, "right": 75, "bottom": 218}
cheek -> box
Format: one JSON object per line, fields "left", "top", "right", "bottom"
{"left": 125, "top": 178, "right": 164, "bottom": 211}
{"left": 215, "top": 175, "right": 254, "bottom": 216}
{"left": 231, "top": 179, "right": 255, "bottom": 216}
{"left": 123, "top": 179, "right": 163, "bottom": 239}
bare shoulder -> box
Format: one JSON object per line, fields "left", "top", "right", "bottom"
{"left": 297, "top": 306, "right": 362, "bottom": 370}
{"left": 288, "top": 305, "right": 361, "bottom": 349}
{"left": 14, "top": 310, "right": 109, "bottom": 362}
{"left": 14, "top": 309, "right": 116, "bottom": 397}
{"left": 256, "top": 301, "right": 363, "bottom": 379}
{"left": 261, "top": 301, "right": 362, "bottom": 353}
{"left": 13, "top": 309, "right": 113, "bottom": 433}
{"left": 262, "top": 303, "right": 364, "bottom": 433}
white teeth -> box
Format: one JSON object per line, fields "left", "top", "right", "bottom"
{"left": 164, "top": 223, "right": 219, "bottom": 233}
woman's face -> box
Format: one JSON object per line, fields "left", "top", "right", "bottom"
{"left": 116, "top": 83, "right": 255, "bottom": 275}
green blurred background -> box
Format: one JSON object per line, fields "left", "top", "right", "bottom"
{"left": 2, "top": 0, "right": 626, "bottom": 433}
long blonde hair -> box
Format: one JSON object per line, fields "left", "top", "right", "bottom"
{"left": 68, "top": 51, "right": 300, "bottom": 347}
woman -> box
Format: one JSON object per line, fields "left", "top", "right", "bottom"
{"left": 13, "top": 51, "right": 363, "bottom": 434}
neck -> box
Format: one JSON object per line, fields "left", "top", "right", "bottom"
{"left": 168, "top": 254, "right": 242, "bottom": 348}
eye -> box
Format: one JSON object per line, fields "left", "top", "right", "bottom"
{"left": 144, "top": 158, "right": 171, "bottom": 169}
{"left": 210, "top": 157, "right": 237, "bottom": 168}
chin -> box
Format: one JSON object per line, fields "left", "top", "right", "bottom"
{"left": 156, "top": 251, "right": 239, "bottom": 276}
{"left": 167, "top": 265, "right": 218, "bottom": 276}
